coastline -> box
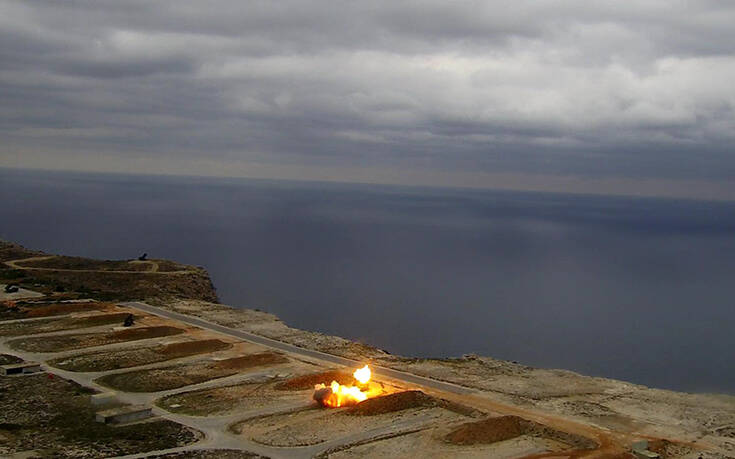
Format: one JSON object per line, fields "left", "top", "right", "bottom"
{"left": 3, "top": 240, "right": 735, "bottom": 457}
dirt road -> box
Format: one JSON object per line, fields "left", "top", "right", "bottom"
{"left": 121, "top": 301, "right": 635, "bottom": 458}
{"left": 5, "top": 256, "right": 194, "bottom": 275}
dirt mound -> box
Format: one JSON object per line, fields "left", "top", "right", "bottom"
{"left": 212, "top": 352, "right": 288, "bottom": 370}
{"left": 96, "top": 352, "right": 289, "bottom": 392}
{"left": 48, "top": 338, "right": 233, "bottom": 372}
{"left": 161, "top": 339, "right": 231, "bottom": 355}
{"left": 347, "top": 390, "right": 435, "bottom": 416}
{"left": 445, "top": 415, "right": 528, "bottom": 445}
{"left": 0, "top": 312, "right": 135, "bottom": 337}
{"left": 114, "top": 326, "right": 183, "bottom": 340}
{"left": 8, "top": 326, "right": 186, "bottom": 353}
{"left": 70, "top": 312, "right": 131, "bottom": 327}
{"left": 274, "top": 370, "right": 354, "bottom": 391}
{"left": 25, "top": 302, "right": 109, "bottom": 318}
{"left": 445, "top": 415, "right": 597, "bottom": 450}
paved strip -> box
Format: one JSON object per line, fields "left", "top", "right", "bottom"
{"left": 121, "top": 301, "right": 476, "bottom": 395}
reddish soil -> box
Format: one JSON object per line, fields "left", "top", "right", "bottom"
{"left": 445, "top": 415, "right": 528, "bottom": 445}
{"left": 160, "top": 339, "right": 231, "bottom": 355}
{"left": 0, "top": 312, "right": 132, "bottom": 337}
{"left": 96, "top": 352, "right": 290, "bottom": 392}
{"left": 213, "top": 353, "right": 288, "bottom": 370}
{"left": 445, "top": 415, "right": 597, "bottom": 450}
{"left": 347, "top": 390, "right": 436, "bottom": 416}
{"left": 274, "top": 370, "right": 354, "bottom": 391}
{"left": 8, "top": 326, "right": 184, "bottom": 352}
{"left": 48, "top": 339, "right": 232, "bottom": 372}
{"left": 112, "top": 326, "right": 183, "bottom": 340}
{"left": 25, "top": 302, "right": 110, "bottom": 318}
{"left": 70, "top": 312, "right": 131, "bottom": 326}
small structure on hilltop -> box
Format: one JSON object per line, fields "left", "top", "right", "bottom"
{"left": 138, "top": 253, "right": 147, "bottom": 261}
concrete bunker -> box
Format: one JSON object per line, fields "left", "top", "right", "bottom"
{"left": 95, "top": 405, "right": 152, "bottom": 425}
{"left": 0, "top": 361, "right": 42, "bottom": 376}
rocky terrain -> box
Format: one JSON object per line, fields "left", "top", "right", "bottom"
{"left": 0, "top": 240, "right": 733, "bottom": 458}
{"left": 149, "top": 298, "right": 735, "bottom": 458}
{"left": 0, "top": 240, "right": 217, "bottom": 302}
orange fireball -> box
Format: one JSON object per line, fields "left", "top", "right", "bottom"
{"left": 313, "top": 364, "right": 378, "bottom": 408}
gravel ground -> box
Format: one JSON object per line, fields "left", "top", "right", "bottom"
{"left": 49, "top": 339, "right": 232, "bottom": 372}
{"left": 96, "top": 352, "right": 289, "bottom": 392}
{"left": 0, "top": 373, "right": 202, "bottom": 458}
{"left": 157, "top": 379, "right": 308, "bottom": 416}
{"left": 0, "top": 312, "right": 132, "bottom": 337}
{"left": 233, "top": 405, "right": 464, "bottom": 448}
{"left": 8, "top": 326, "right": 184, "bottom": 352}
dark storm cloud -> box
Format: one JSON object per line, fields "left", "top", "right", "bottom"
{"left": 1, "top": 0, "right": 734, "bottom": 196}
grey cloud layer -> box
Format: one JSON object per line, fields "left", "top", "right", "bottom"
{"left": 2, "top": 0, "right": 735, "bottom": 187}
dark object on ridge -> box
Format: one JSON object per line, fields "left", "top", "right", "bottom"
{"left": 4, "top": 284, "right": 19, "bottom": 293}
{"left": 313, "top": 386, "right": 332, "bottom": 406}
{"left": 123, "top": 314, "right": 134, "bottom": 327}
{"left": 54, "top": 285, "right": 65, "bottom": 292}
{"left": 138, "top": 253, "right": 147, "bottom": 261}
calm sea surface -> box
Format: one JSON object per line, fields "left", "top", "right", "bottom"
{"left": 1, "top": 168, "right": 734, "bottom": 393}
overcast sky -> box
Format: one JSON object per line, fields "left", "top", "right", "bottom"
{"left": 1, "top": 1, "right": 734, "bottom": 199}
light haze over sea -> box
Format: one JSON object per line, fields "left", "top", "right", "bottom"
{"left": 2, "top": 168, "right": 734, "bottom": 394}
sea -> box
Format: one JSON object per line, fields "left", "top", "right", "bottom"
{"left": 1, "top": 168, "right": 734, "bottom": 394}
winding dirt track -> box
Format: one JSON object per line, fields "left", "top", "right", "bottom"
{"left": 4, "top": 256, "right": 195, "bottom": 275}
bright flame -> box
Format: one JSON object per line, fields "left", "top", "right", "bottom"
{"left": 353, "top": 364, "right": 371, "bottom": 384}
{"left": 313, "top": 364, "right": 376, "bottom": 408}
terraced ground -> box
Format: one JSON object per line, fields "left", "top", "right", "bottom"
{"left": 0, "top": 240, "right": 731, "bottom": 458}
{"left": 49, "top": 339, "right": 232, "bottom": 372}
{"left": 96, "top": 352, "right": 290, "bottom": 392}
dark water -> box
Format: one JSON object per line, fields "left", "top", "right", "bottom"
{"left": 1, "top": 168, "right": 734, "bottom": 393}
